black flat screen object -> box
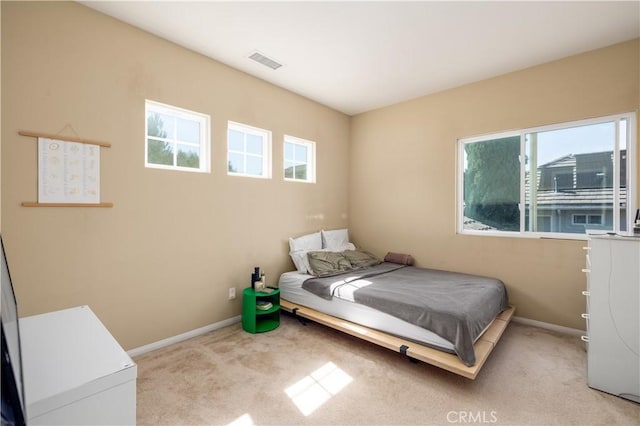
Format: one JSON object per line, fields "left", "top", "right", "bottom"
{"left": 1, "top": 236, "right": 26, "bottom": 426}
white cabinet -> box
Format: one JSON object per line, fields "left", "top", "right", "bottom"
{"left": 20, "top": 305, "right": 137, "bottom": 425}
{"left": 584, "top": 235, "right": 639, "bottom": 403}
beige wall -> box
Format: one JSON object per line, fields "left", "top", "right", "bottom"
{"left": 1, "top": 2, "right": 349, "bottom": 349}
{"left": 350, "top": 39, "right": 639, "bottom": 330}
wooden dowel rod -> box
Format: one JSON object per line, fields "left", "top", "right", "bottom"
{"left": 18, "top": 130, "right": 111, "bottom": 148}
{"left": 22, "top": 202, "right": 113, "bottom": 208}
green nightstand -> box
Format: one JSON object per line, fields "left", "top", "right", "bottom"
{"left": 242, "top": 287, "right": 280, "bottom": 333}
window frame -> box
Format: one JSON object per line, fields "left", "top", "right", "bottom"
{"left": 226, "top": 121, "right": 272, "bottom": 179}
{"left": 145, "top": 100, "right": 210, "bottom": 173}
{"left": 572, "top": 214, "right": 603, "bottom": 226}
{"left": 283, "top": 135, "right": 316, "bottom": 183}
{"left": 457, "top": 112, "right": 636, "bottom": 240}
{"left": 572, "top": 214, "right": 588, "bottom": 225}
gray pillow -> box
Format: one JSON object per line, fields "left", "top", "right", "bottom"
{"left": 342, "top": 249, "right": 381, "bottom": 269}
{"left": 307, "top": 251, "right": 353, "bottom": 276}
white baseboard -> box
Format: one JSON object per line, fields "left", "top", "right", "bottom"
{"left": 512, "top": 315, "right": 585, "bottom": 337}
{"left": 127, "top": 315, "right": 241, "bottom": 358}
{"left": 126, "top": 314, "right": 583, "bottom": 358}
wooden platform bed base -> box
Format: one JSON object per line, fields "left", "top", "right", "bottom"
{"left": 281, "top": 299, "right": 515, "bottom": 380}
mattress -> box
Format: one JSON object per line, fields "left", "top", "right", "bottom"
{"left": 278, "top": 271, "right": 456, "bottom": 352}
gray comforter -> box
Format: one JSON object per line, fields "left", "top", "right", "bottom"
{"left": 302, "top": 262, "right": 509, "bottom": 366}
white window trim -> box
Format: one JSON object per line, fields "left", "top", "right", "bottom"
{"left": 283, "top": 135, "right": 316, "bottom": 183}
{"left": 227, "top": 121, "right": 272, "bottom": 179}
{"left": 145, "top": 100, "right": 210, "bottom": 173}
{"left": 456, "top": 112, "right": 636, "bottom": 240}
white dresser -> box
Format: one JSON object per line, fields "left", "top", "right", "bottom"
{"left": 583, "top": 234, "right": 639, "bottom": 403}
{"left": 20, "top": 305, "right": 137, "bottom": 425}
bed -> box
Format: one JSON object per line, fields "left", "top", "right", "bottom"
{"left": 279, "top": 230, "right": 514, "bottom": 379}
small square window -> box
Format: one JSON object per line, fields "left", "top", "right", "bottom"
{"left": 588, "top": 215, "right": 603, "bottom": 225}
{"left": 573, "top": 215, "right": 587, "bottom": 225}
{"left": 227, "top": 122, "right": 272, "bottom": 179}
{"left": 145, "top": 100, "right": 210, "bottom": 173}
{"left": 284, "top": 135, "right": 316, "bottom": 183}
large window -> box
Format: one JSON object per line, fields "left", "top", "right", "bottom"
{"left": 284, "top": 135, "right": 316, "bottom": 183}
{"left": 145, "top": 100, "right": 210, "bottom": 173}
{"left": 227, "top": 121, "right": 272, "bottom": 179}
{"left": 458, "top": 113, "right": 636, "bottom": 238}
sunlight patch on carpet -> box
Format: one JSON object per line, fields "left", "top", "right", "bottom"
{"left": 284, "top": 362, "right": 353, "bottom": 416}
{"left": 227, "top": 413, "right": 254, "bottom": 426}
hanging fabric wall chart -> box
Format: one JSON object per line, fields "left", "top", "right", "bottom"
{"left": 18, "top": 129, "right": 113, "bottom": 207}
{"left": 38, "top": 138, "right": 100, "bottom": 204}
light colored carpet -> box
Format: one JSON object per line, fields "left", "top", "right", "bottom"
{"left": 135, "top": 314, "right": 639, "bottom": 425}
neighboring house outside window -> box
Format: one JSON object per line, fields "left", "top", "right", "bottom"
{"left": 284, "top": 135, "right": 316, "bottom": 183}
{"left": 145, "top": 100, "right": 210, "bottom": 173}
{"left": 227, "top": 121, "right": 272, "bottom": 179}
{"left": 458, "top": 112, "right": 636, "bottom": 239}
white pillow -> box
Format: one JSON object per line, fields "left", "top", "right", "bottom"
{"left": 289, "top": 232, "right": 322, "bottom": 273}
{"left": 342, "top": 242, "right": 356, "bottom": 251}
{"left": 321, "top": 229, "right": 350, "bottom": 251}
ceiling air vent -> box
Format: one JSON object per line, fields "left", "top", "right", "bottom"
{"left": 248, "top": 51, "right": 282, "bottom": 70}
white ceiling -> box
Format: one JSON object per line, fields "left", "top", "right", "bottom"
{"left": 81, "top": 1, "right": 640, "bottom": 116}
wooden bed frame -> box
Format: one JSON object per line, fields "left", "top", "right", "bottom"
{"left": 281, "top": 299, "right": 515, "bottom": 380}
